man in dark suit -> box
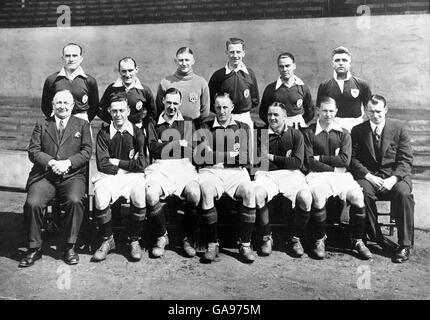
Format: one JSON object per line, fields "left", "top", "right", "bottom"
{"left": 350, "top": 94, "right": 414, "bottom": 263}
{"left": 20, "top": 89, "right": 92, "bottom": 267}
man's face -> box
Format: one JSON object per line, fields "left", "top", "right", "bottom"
{"left": 226, "top": 43, "right": 245, "bottom": 68}
{"left": 163, "top": 93, "right": 181, "bottom": 119}
{"left": 268, "top": 106, "right": 287, "bottom": 132}
{"left": 62, "top": 45, "right": 83, "bottom": 72}
{"left": 332, "top": 53, "right": 351, "bottom": 75}
{"left": 318, "top": 101, "right": 338, "bottom": 126}
{"left": 52, "top": 91, "right": 74, "bottom": 119}
{"left": 278, "top": 57, "right": 296, "bottom": 80}
{"left": 366, "top": 101, "right": 387, "bottom": 125}
{"left": 175, "top": 52, "right": 195, "bottom": 74}
{"left": 214, "top": 96, "right": 234, "bottom": 124}
{"left": 109, "top": 100, "right": 130, "bottom": 127}
{"left": 119, "top": 60, "right": 138, "bottom": 86}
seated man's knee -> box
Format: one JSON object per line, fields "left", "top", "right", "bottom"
{"left": 94, "top": 188, "right": 111, "bottom": 210}
{"left": 296, "top": 189, "right": 312, "bottom": 211}
{"left": 346, "top": 188, "right": 364, "bottom": 207}
{"left": 24, "top": 196, "right": 45, "bottom": 211}
{"left": 145, "top": 183, "right": 161, "bottom": 207}
{"left": 311, "top": 187, "right": 327, "bottom": 210}
{"left": 255, "top": 186, "right": 267, "bottom": 208}
{"left": 130, "top": 185, "right": 146, "bottom": 208}
{"left": 184, "top": 182, "right": 201, "bottom": 206}
{"left": 238, "top": 183, "right": 255, "bottom": 203}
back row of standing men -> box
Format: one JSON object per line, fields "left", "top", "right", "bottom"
{"left": 19, "top": 38, "right": 414, "bottom": 268}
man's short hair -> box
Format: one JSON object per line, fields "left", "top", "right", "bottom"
{"left": 277, "top": 52, "right": 295, "bottom": 63}
{"left": 164, "top": 87, "right": 182, "bottom": 101}
{"left": 214, "top": 92, "right": 234, "bottom": 104}
{"left": 118, "top": 57, "right": 137, "bottom": 71}
{"left": 318, "top": 96, "right": 337, "bottom": 108}
{"left": 226, "top": 37, "right": 245, "bottom": 50}
{"left": 52, "top": 89, "right": 74, "bottom": 102}
{"left": 62, "top": 43, "right": 83, "bottom": 56}
{"left": 176, "top": 47, "right": 194, "bottom": 56}
{"left": 269, "top": 101, "right": 287, "bottom": 112}
{"left": 109, "top": 94, "right": 129, "bottom": 107}
{"left": 367, "top": 94, "right": 387, "bottom": 108}
{"left": 332, "top": 46, "right": 351, "bottom": 58}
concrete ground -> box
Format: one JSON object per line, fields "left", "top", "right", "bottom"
{"left": 1, "top": 190, "right": 430, "bottom": 301}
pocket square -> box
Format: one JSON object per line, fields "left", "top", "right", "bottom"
{"left": 74, "top": 132, "right": 81, "bottom": 138}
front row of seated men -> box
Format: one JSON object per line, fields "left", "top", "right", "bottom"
{"left": 19, "top": 88, "right": 414, "bottom": 268}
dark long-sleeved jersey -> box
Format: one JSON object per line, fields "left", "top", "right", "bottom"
{"left": 96, "top": 122, "right": 148, "bottom": 175}
{"left": 302, "top": 122, "right": 351, "bottom": 173}
{"left": 208, "top": 67, "right": 259, "bottom": 114}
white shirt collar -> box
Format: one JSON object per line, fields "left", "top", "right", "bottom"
{"left": 268, "top": 123, "right": 288, "bottom": 135}
{"left": 57, "top": 66, "right": 87, "bottom": 80}
{"left": 275, "top": 75, "right": 305, "bottom": 90}
{"left": 315, "top": 119, "right": 344, "bottom": 135}
{"left": 213, "top": 116, "right": 237, "bottom": 128}
{"left": 109, "top": 120, "right": 134, "bottom": 139}
{"left": 157, "top": 111, "right": 185, "bottom": 125}
{"left": 370, "top": 120, "right": 385, "bottom": 133}
{"left": 54, "top": 116, "right": 70, "bottom": 129}
{"left": 112, "top": 77, "right": 144, "bottom": 91}
{"left": 225, "top": 62, "right": 249, "bottom": 75}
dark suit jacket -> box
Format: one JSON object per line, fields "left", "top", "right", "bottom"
{"left": 350, "top": 119, "right": 413, "bottom": 189}
{"left": 26, "top": 116, "right": 92, "bottom": 190}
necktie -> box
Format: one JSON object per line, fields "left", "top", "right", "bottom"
{"left": 374, "top": 125, "right": 381, "bottom": 150}
{"left": 58, "top": 120, "right": 65, "bottom": 141}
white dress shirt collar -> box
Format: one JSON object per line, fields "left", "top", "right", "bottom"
{"left": 54, "top": 116, "right": 70, "bottom": 130}
{"left": 112, "top": 77, "right": 144, "bottom": 92}
{"left": 57, "top": 66, "right": 87, "bottom": 81}
{"left": 213, "top": 116, "right": 237, "bottom": 128}
{"left": 109, "top": 120, "right": 134, "bottom": 139}
{"left": 370, "top": 120, "right": 385, "bottom": 133}
{"left": 275, "top": 75, "right": 305, "bottom": 90}
{"left": 157, "top": 111, "right": 185, "bottom": 125}
{"left": 315, "top": 119, "right": 344, "bottom": 135}
{"left": 225, "top": 62, "right": 249, "bottom": 75}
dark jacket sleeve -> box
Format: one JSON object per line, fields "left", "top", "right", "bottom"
{"left": 144, "top": 86, "right": 157, "bottom": 121}
{"left": 97, "top": 85, "right": 113, "bottom": 124}
{"left": 249, "top": 69, "right": 260, "bottom": 110}
{"left": 272, "top": 130, "right": 304, "bottom": 170}
{"left": 87, "top": 76, "right": 99, "bottom": 122}
{"left": 96, "top": 128, "right": 119, "bottom": 175}
{"left": 303, "top": 85, "right": 315, "bottom": 124}
{"left": 392, "top": 125, "right": 413, "bottom": 179}
{"left": 28, "top": 121, "right": 55, "bottom": 168}
{"left": 316, "top": 82, "right": 325, "bottom": 110}
{"left": 155, "top": 83, "right": 165, "bottom": 119}
{"left": 350, "top": 125, "right": 370, "bottom": 179}
{"left": 319, "top": 131, "right": 351, "bottom": 168}
{"left": 118, "top": 129, "right": 149, "bottom": 172}
{"left": 68, "top": 120, "right": 93, "bottom": 170}
{"left": 259, "top": 84, "right": 272, "bottom": 126}
{"left": 41, "top": 77, "right": 54, "bottom": 118}
{"left": 208, "top": 70, "right": 222, "bottom": 113}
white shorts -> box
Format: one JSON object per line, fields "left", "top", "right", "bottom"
{"left": 306, "top": 172, "right": 361, "bottom": 201}
{"left": 285, "top": 114, "right": 307, "bottom": 129}
{"left": 253, "top": 169, "right": 309, "bottom": 207}
{"left": 145, "top": 158, "right": 198, "bottom": 199}
{"left": 199, "top": 166, "right": 250, "bottom": 200}
{"left": 92, "top": 171, "right": 146, "bottom": 204}
{"left": 334, "top": 116, "right": 363, "bottom": 133}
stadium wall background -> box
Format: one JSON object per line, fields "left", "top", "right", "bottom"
{"left": 0, "top": 14, "right": 428, "bottom": 109}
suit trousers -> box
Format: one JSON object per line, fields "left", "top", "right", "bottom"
{"left": 357, "top": 179, "right": 414, "bottom": 247}
{"left": 23, "top": 175, "right": 86, "bottom": 248}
